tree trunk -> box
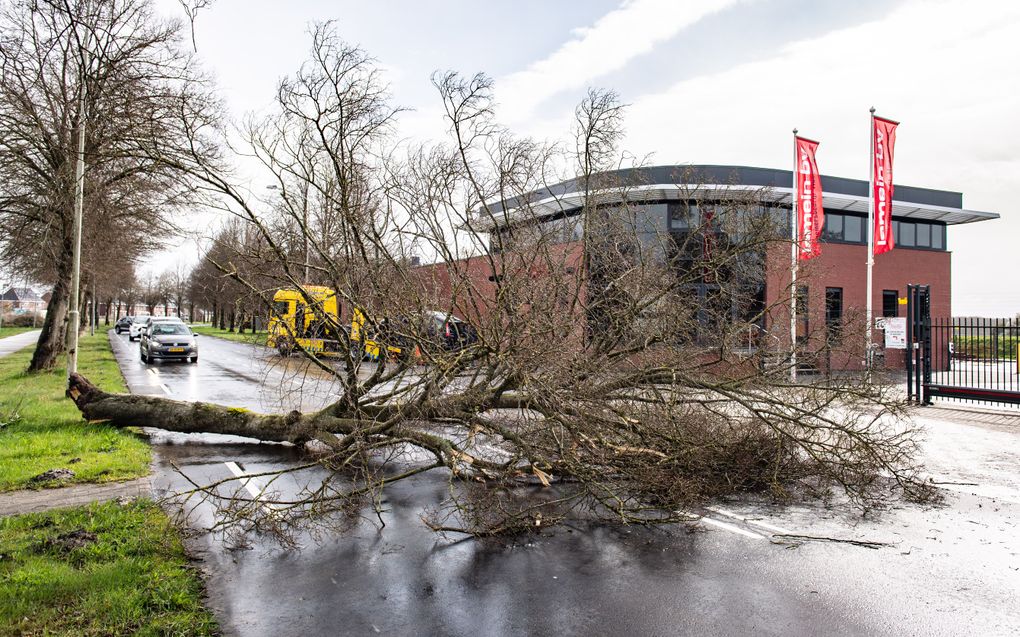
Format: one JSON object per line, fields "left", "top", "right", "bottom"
{"left": 67, "top": 373, "right": 323, "bottom": 443}
{"left": 228, "top": 310, "right": 235, "bottom": 332}
{"left": 29, "top": 244, "right": 73, "bottom": 371}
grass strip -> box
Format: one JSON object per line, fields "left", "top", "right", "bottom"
{"left": 0, "top": 499, "right": 218, "bottom": 636}
{"left": 0, "top": 326, "right": 36, "bottom": 340}
{"left": 0, "top": 332, "right": 150, "bottom": 491}
{"left": 190, "top": 323, "right": 267, "bottom": 346}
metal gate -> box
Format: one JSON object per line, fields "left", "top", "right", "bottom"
{"left": 907, "top": 284, "right": 1020, "bottom": 406}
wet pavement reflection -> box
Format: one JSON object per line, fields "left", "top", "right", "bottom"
{"left": 107, "top": 331, "right": 1020, "bottom": 637}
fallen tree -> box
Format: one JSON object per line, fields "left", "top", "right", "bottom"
{"left": 64, "top": 26, "right": 930, "bottom": 540}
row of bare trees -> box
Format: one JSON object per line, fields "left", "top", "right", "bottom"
{"left": 0, "top": 0, "right": 218, "bottom": 369}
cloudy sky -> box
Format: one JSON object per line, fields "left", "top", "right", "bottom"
{"left": 151, "top": 0, "right": 1019, "bottom": 316}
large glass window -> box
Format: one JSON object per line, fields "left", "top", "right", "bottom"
{"left": 843, "top": 215, "right": 863, "bottom": 242}
{"left": 822, "top": 213, "right": 865, "bottom": 244}
{"left": 893, "top": 220, "right": 945, "bottom": 250}
{"left": 823, "top": 214, "right": 843, "bottom": 241}
{"left": 900, "top": 221, "right": 916, "bottom": 246}
{"left": 916, "top": 223, "right": 931, "bottom": 248}
{"left": 824, "top": 214, "right": 946, "bottom": 251}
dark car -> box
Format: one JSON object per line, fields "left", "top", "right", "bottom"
{"left": 115, "top": 316, "right": 134, "bottom": 334}
{"left": 421, "top": 311, "right": 478, "bottom": 352}
{"left": 140, "top": 322, "right": 198, "bottom": 364}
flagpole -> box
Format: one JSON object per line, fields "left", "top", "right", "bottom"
{"left": 790, "top": 128, "right": 799, "bottom": 382}
{"left": 865, "top": 106, "right": 876, "bottom": 374}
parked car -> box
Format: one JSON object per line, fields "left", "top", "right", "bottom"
{"left": 140, "top": 321, "right": 198, "bottom": 364}
{"left": 350, "top": 309, "right": 478, "bottom": 361}
{"left": 115, "top": 316, "right": 134, "bottom": 334}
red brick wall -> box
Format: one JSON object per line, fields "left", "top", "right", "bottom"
{"left": 765, "top": 241, "right": 951, "bottom": 370}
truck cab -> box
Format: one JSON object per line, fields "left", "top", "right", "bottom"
{"left": 266, "top": 286, "right": 345, "bottom": 356}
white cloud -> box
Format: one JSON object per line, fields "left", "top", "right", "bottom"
{"left": 617, "top": 0, "right": 1020, "bottom": 315}
{"left": 495, "top": 0, "right": 742, "bottom": 123}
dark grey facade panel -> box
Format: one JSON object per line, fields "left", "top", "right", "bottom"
{"left": 490, "top": 164, "right": 963, "bottom": 213}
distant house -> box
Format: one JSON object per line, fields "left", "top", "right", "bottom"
{"left": 0, "top": 287, "right": 45, "bottom": 314}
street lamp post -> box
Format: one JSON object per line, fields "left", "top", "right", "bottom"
{"left": 66, "top": 48, "right": 88, "bottom": 379}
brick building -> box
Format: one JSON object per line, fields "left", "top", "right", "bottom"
{"left": 459, "top": 165, "right": 997, "bottom": 371}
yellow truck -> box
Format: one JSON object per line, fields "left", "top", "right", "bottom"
{"left": 266, "top": 287, "right": 406, "bottom": 360}
{"left": 266, "top": 286, "right": 347, "bottom": 357}
{"left": 268, "top": 286, "right": 477, "bottom": 361}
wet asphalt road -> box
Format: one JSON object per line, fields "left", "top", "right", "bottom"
{"left": 107, "top": 331, "right": 1020, "bottom": 636}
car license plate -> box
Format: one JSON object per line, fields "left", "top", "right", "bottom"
{"left": 168, "top": 347, "right": 185, "bottom": 353}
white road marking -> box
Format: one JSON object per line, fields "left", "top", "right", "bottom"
{"left": 706, "top": 506, "right": 794, "bottom": 535}
{"left": 224, "top": 461, "right": 264, "bottom": 500}
{"left": 159, "top": 383, "right": 172, "bottom": 395}
{"left": 700, "top": 516, "right": 767, "bottom": 539}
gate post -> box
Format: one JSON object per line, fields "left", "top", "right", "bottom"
{"left": 920, "top": 285, "right": 932, "bottom": 405}
{"left": 906, "top": 285, "right": 914, "bottom": 402}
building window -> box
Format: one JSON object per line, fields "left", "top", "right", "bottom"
{"left": 823, "top": 215, "right": 946, "bottom": 251}
{"left": 823, "top": 214, "right": 843, "bottom": 241}
{"left": 894, "top": 220, "right": 945, "bottom": 249}
{"left": 796, "top": 286, "right": 809, "bottom": 344}
{"left": 825, "top": 287, "right": 843, "bottom": 341}
{"left": 882, "top": 290, "right": 899, "bottom": 317}
{"left": 843, "top": 215, "right": 863, "bottom": 242}
{"left": 822, "top": 213, "right": 865, "bottom": 244}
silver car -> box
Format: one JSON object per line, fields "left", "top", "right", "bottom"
{"left": 140, "top": 321, "right": 198, "bottom": 364}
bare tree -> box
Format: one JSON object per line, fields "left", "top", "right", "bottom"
{"left": 0, "top": 0, "right": 218, "bottom": 370}
{"left": 68, "top": 27, "right": 928, "bottom": 541}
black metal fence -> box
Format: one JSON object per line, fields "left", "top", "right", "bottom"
{"left": 925, "top": 317, "right": 1020, "bottom": 406}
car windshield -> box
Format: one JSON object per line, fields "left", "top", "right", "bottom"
{"left": 152, "top": 324, "right": 189, "bottom": 335}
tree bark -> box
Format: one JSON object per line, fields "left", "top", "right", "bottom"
{"left": 67, "top": 373, "right": 342, "bottom": 444}
{"left": 29, "top": 242, "right": 73, "bottom": 371}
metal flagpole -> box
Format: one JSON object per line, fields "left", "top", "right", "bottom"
{"left": 865, "top": 107, "right": 876, "bottom": 374}
{"left": 790, "top": 129, "right": 799, "bottom": 382}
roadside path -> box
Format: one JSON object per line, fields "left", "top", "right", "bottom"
{"left": 0, "top": 477, "right": 152, "bottom": 517}
{"left": 0, "top": 329, "right": 40, "bottom": 357}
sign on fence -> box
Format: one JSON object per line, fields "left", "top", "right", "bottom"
{"left": 883, "top": 317, "right": 907, "bottom": 349}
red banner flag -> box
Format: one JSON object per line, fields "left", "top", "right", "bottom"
{"left": 795, "top": 136, "right": 824, "bottom": 260}
{"left": 872, "top": 116, "right": 898, "bottom": 256}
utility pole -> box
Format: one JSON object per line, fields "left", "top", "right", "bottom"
{"left": 67, "top": 46, "right": 89, "bottom": 379}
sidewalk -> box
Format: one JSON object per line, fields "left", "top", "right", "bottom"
{"left": 0, "top": 329, "right": 40, "bottom": 357}
{"left": 0, "top": 477, "right": 152, "bottom": 517}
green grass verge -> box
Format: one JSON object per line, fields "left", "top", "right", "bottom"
{"left": 0, "top": 326, "right": 36, "bottom": 340}
{"left": 0, "top": 499, "right": 218, "bottom": 636}
{"left": 0, "top": 333, "right": 150, "bottom": 491}
{"left": 190, "top": 323, "right": 267, "bottom": 346}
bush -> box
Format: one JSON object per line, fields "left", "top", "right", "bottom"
{"left": 1, "top": 312, "right": 43, "bottom": 327}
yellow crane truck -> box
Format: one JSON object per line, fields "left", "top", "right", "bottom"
{"left": 266, "top": 286, "right": 407, "bottom": 360}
